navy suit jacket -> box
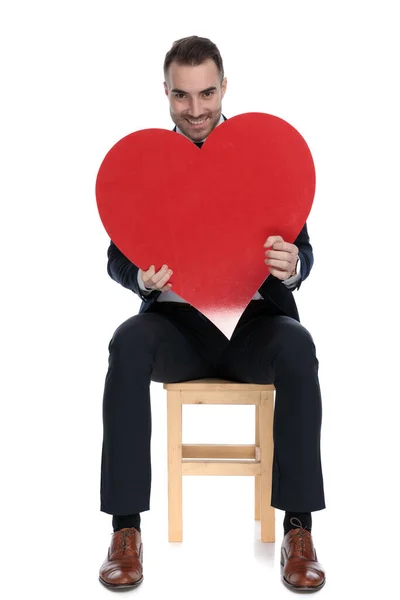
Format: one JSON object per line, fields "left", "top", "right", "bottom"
{"left": 106, "top": 115, "right": 314, "bottom": 324}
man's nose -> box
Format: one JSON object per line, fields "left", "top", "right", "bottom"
{"left": 189, "top": 97, "right": 202, "bottom": 117}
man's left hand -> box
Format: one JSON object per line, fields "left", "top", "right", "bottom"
{"left": 263, "top": 236, "right": 299, "bottom": 281}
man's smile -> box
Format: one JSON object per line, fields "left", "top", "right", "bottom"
{"left": 185, "top": 117, "right": 209, "bottom": 128}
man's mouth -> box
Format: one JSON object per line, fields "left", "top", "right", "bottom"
{"left": 186, "top": 117, "right": 208, "bottom": 127}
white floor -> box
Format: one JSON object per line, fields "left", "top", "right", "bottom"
{"left": 3, "top": 371, "right": 395, "bottom": 600}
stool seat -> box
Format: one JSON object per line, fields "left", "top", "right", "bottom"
{"left": 164, "top": 378, "right": 275, "bottom": 542}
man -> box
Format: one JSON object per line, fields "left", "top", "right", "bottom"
{"left": 99, "top": 36, "right": 326, "bottom": 593}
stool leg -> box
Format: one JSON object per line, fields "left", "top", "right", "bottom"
{"left": 167, "top": 391, "right": 183, "bottom": 542}
{"left": 255, "top": 404, "right": 261, "bottom": 521}
{"left": 259, "top": 391, "right": 275, "bottom": 542}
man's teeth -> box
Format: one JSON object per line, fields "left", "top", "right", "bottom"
{"left": 187, "top": 118, "right": 207, "bottom": 125}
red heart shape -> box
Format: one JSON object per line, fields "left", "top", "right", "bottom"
{"left": 96, "top": 112, "right": 315, "bottom": 338}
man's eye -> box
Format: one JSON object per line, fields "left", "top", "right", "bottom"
{"left": 175, "top": 93, "right": 185, "bottom": 99}
{"left": 203, "top": 91, "right": 214, "bottom": 97}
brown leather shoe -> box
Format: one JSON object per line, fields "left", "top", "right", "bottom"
{"left": 99, "top": 527, "right": 144, "bottom": 589}
{"left": 280, "top": 517, "right": 325, "bottom": 592}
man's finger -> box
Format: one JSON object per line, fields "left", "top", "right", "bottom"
{"left": 265, "top": 249, "right": 292, "bottom": 261}
{"left": 151, "top": 270, "right": 170, "bottom": 288}
{"left": 263, "top": 235, "right": 284, "bottom": 248}
{"left": 270, "top": 241, "right": 295, "bottom": 253}
{"left": 271, "top": 241, "right": 288, "bottom": 252}
{"left": 265, "top": 258, "right": 292, "bottom": 269}
{"left": 148, "top": 264, "right": 169, "bottom": 284}
{"left": 158, "top": 269, "right": 173, "bottom": 286}
{"left": 142, "top": 264, "right": 155, "bottom": 280}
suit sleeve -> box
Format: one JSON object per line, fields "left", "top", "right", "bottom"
{"left": 106, "top": 240, "right": 159, "bottom": 301}
{"left": 293, "top": 222, "right": 314, "bottom": 290}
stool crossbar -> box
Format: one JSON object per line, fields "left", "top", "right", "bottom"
{"left": 163, "top": 378, "right": 276, "bottom": 542}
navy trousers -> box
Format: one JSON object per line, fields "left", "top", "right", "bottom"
{"left": 100, "top": 299, "right": 326, "bottom": 515}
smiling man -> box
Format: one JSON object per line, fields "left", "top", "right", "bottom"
{"left": 99, "top": 36, "right": 326, "bottom": 593}
{"left": 164, "top": 56, "right": 227, "bottom": 142}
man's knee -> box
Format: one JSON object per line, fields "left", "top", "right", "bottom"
{"left": 275, "top": 317, "right": 317, "bottom": 361}
{"left": 108, "top": 312, "right": 165, "bottom": 355}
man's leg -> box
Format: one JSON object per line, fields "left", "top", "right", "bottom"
{"left": 100, "top": 310, "right": 218, "bottom": 517}
{"left": 216, "top": 312, "right": 325, "bottom": 513}
{"left": 215, "top": 310, "right": 326, "bottom": 591}
{"left": 99, "top": 308, "right": 225, "bottom": 589}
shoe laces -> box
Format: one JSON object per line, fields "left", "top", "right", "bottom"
{"left": 288, "top": 517, "right": 313, "bottom": 557}
{"left": 117, "top": 528, "right": 137, "bottom": 554}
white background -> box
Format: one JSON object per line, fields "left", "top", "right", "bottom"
{"left": 1, "top": 1, "right": 399, "bottom": 598}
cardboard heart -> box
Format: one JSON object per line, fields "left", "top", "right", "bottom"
{"left": 96, "top": 112, "right": 315, "bottom": 338}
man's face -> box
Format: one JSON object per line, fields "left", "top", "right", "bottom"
{"left": 164, "top": 58, "right": 227, "bottom": 142}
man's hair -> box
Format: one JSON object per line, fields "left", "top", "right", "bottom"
{"left": 163, "top": 36, "right": 224, "bottom": 82}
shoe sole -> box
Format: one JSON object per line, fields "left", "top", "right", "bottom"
{"left": 280, "top": 549, "right": 326, "bottom": 593}
{"left": 99, "top": 574, "right": 144, "bottom": 590}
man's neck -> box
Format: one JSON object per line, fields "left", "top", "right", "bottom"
{"left": 175, "top": 113, "right": 225, "bottom": 143}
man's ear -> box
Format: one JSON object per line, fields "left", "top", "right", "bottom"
{"left": 221, "top": 77, "right": 227, "bottom": 99}
{"left": 163, "top": 81, "right": 168, "bottom": 96}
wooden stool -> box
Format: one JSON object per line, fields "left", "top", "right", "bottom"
{"left": 163, "top": 378, "right": 275, "bottom": 542}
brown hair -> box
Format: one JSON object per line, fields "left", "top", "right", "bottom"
{"left": 163, "top": 36, "right": 224, "bottom": 82}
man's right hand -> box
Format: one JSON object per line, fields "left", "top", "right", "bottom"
{"left": 138, "top": 264, "right": 173, "bottom": 292}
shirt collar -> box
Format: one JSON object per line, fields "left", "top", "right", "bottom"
{"left": 175, "top": 113, "right": 225, "bottom": 143}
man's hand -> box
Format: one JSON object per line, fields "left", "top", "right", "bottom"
{"left": 263, "top": 236, "right": 299, "bottom": 280}
{"left": 139, "top": 264, "right": 173, "bottom": 291}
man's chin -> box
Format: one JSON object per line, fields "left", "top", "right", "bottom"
{"left": 179, "top": 118, "right": 215, "bottom": 142}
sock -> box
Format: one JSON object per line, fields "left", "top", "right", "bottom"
{"left": 284, "top": 511, "right": 312, "bottom": 535}
{"left": 112, "top": 513, "right": 141, "bottom": 533}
